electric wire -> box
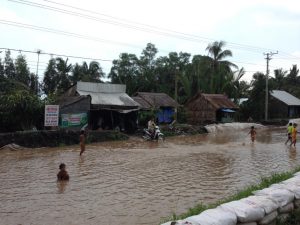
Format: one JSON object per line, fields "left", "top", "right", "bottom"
{"left": 8, "top": 0, "right": 282, "bottom": 54}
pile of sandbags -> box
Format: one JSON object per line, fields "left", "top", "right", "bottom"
{"left": 161, "top": 173, "right": 300, "bottom": 225}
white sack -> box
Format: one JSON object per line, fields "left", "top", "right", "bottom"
{"left": 220, "top": 200, "right": 265, "bottom": 223}
{"left": 253, "top": 187, "right": 294, "bottom": 207}
{"left": 271, "top": 183, "right": 300, "bottom": 199}
{"left": 186, "top": 207, "right": 237, "bottom": 225}
{"left": 258, "top": 211, "right": 278, "bottom": 225}
{"left": 240, "top": 195, "right": 279, "bottom": 214}
{"left": 161, "top": 220, "right": 200, "bottom": 225}
{"left": 278, "top": 202, "right": 294, "bottom": 214}
{"left": 282, "top": 176, "right": 300, "bottom": 185}
{"left": 237, "top": 222, "right": 257, "bottom": 225}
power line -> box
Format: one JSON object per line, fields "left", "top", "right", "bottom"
{"left": 0, "top": 46, "right": 113, "bottom": 62}
{"left": 9, "top": 0, "right": 281, "bottom": 54}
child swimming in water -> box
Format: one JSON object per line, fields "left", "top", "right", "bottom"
{"left": 57, "top": 163, "right": 69, "bottom": 181}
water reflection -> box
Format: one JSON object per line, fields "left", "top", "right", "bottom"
{"left": 0, "top": 126, "right": 299, "bottom": 225}
{"left": 57, "top": 181, "right": 69, "bottom": 194}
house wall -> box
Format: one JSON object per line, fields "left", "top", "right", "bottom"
{"left": 186, "top": 95, "right": 216, "bottom": 125}
{"left": 269, "top": 97, "right": 289, "bottom": 119}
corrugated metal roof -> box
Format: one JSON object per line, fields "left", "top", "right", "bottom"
{"left": 76, "top": 81, "right": 138, "bottom": 107}
{"left": 270, "top": 90, "right": 300, "bottom": 106}
{"left": 77, "top": 90, "right": 139, "bottom": 107}
{"left": 135, "top": 92, "right": 179, "bottom": 108}
{"left": 77, "top": 81, "right": 126, "bottom": 93}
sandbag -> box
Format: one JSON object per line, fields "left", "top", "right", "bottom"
{"left": 295, "top": 199, "right": 300, "bottom": 208}
{"left": 271, "top": 183, "right": 300, "bottom": 199}
{"left": 293, "top": 171, "right": 300, "bottom": 177}
{"left": 237, "top": 222, "right": 257, "bottom": 225}
{"left": 220, "top": 200, "right": 265, "bottom": 223}
{"left": 160, "top": 220, "right": 199, "bottom": 225}
{"left": 240, "top": 195, "right": 279, "bottom": 214}
{"left": 278, "top": 202, "right": 294, "bottom": 214}
{"left": 283, "top": 176, "right": 300, "bottom": 185}
{"left": 186, "top": 207, "right": 237, "bottom": 225}
{"left": 258, "top": 211, "right": 278, "bottom": 225}
{"left": 253, "top": 187, "right": 294, "bottom": 207}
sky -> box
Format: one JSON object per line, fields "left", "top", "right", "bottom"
{"left": 1, "top": 0, "right": 300, "bottom": 83}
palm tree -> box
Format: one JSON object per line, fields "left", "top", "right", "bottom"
{"left": 272, "top": 68, "right": 287, "bottom": 90}
{"left": 56, "top": 57, "right": 72, "bottom": 94}
{"left": 72, "top": 61, "right": 104, "bottom": 83}
{"left": 205, "top": 41, "right": 237, "bottom": 93}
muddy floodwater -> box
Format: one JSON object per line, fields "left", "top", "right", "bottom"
{"left": 1, "top": 126, "right": 300, "bottom": 225}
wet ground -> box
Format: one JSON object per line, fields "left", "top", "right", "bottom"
{"left": 0, "top": 125, "right": 299, "bottom": 225}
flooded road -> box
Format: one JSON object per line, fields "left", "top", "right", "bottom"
{"left": 0, "top": 125, "right": 299, "bottom": 225}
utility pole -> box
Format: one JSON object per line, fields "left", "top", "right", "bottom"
{"left": 264, "top": 51, "right": 278, "bottom": 121}
{"left": 36, "top": 49, "right": 41, "bottom": 95}
{"left": 174, "top": 66, "right": 179, "bottom": 121}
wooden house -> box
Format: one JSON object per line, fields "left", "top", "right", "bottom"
{"left": 269, "top": 90, "right": 300, "bottom": 118}
{"left": 57, "top": 81, "right": 139, "bottom": 132}
{"left": 132, "top": 92, "right": 179, "bottom": 123}
{"left": 185, "top": 92, "right": 238, "bottom": 124}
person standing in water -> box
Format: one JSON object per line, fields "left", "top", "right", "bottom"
{"left": 79, "top": 130, "right": 86, "bottom": 156}
{"left": 290, "top": 123, "right": 299, "bottom": 148}
{"left": 285, "top": 122, "right": 293, "bottom": 145}
{"left": 248, "top": 126, "right": 257, "bottom": 142}
{"left": 57, "top": 163, "right": 69, "bottom": 181}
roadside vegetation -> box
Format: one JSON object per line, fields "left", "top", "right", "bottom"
{"left": 162, "top": 166, "right": 300, "bottom": 223}
{"left": 1, "top": 41, "right": 300, "bottom": 133}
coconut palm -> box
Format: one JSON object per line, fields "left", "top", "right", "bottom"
{"left": 205, "top": 41, "right": 238, "bottom": 93}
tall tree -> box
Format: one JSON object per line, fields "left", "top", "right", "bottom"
{"left": 71, "top": 61, "right": 104, "bottom": 83}
{"left": 4, "top": 50, "right": 16, "bottom": 79}
{"left": 272, "top": 68, "right": 287, "bottom": 90}
{"left": 55, "top": 57, "right": 72, "bottom": 94}
{"left": 138, "top": 43, "right": 158, "bottom": 92}
{"left": 0, "top": 58, "right": 4, "bottom": 78}
{"left": 205, "top": 41, "right": 237, "bottom": 93}
{"left": 14, "top": 54, "right": 31, "bottom": 87}
{"left": 43, "top": 58, "right": 57, "bottom": 95}
{"left": 108, "top": 53, "right": 139, "bottom": 95}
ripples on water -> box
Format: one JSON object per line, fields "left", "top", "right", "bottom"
{"left": 0, "top": 126, "right": 299, "bottom": 225}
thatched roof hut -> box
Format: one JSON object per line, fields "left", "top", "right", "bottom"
{"left": 132, "top": 92, "right": 179, "bottom": 123}
{"left": 132, "top": 92, "right": 179, "bottom": 109}
{"left": 185, "top": 92, "right": 238, "bottom": 124}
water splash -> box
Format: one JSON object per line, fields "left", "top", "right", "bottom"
{"left": 204, "top": 122, "right": 265, "bottom": 133}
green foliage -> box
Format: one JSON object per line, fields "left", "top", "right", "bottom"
{"left": 138, "top": 110, "right": 157, "bottom": 127}
{"left": 0, "top": 83, "right": 44, "bottom": 132}
{"left": 277, "top": 209, "right": 300, "bottom": 225}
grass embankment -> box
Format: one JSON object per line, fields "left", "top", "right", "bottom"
{"left": 162, "top": 166, "right": 300, "bottom": 223}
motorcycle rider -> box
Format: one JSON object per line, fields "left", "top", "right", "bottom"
{"left": 147, "top": 117, "right": 156, "bottom": 138}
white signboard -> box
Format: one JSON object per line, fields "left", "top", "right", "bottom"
{"left": 44, "top": 105, "right": 59, "bottom": 127}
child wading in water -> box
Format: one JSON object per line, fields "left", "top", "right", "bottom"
{"left": 57, "top": 163, "right": 69, "bottom": 181}
{"left": 79, "top": 130, "right": 86, "bottom": 156}
{"left": 248, "top": 126, "right": 257, "bottom": 142}
{"left": 290, "top": 123, "right": 299, "bottom": 148}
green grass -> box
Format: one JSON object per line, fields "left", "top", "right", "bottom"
{"left": 160, "top": 167, "right": 300, "bottom": 224}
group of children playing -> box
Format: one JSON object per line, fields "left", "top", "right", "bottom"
{"left": 57, "top": 130, "right": 86, "bottom": 181}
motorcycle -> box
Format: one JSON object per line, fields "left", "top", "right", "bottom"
{"left": 143, "top": 126, "right": 165, "bottom": 141}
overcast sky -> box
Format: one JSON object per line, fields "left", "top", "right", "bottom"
{"left": 1, "top": 0, "right": 300, "bottom": 83}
